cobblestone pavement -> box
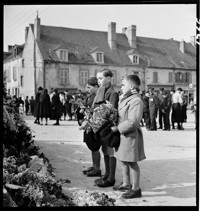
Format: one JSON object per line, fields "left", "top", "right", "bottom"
{"left": 23, "top": 110, "right": 197, "bottom": 206}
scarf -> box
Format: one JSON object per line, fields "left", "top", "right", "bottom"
{"left": 120, "top": 89, "right": 139, "bottom": 103}
{"left": 92, "top": 82, "right": 112, "bottom": 108}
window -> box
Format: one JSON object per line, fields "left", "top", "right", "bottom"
{"left": 175, "top": 72, "right": 183, "bottom": 83}
{"left": 79, "top": 69, "right": 89, "bottom": 85}
{"left": 59, "top": 68, "right": 69, "bottom": 85}
{"left": 185, "top": 72, "right": 190, "bottom": 83}
{"left": 153, "top": 72, "right": 158, "bottom": 83}
{"left": 13, "top": 67, "right": 17, "bottom": 81}
{"left": 59, "top": 50, "right": 68, "bottom": 61}
{"left": 7, "top": 67, "right": 11, "bottom": 82}
{"left": 15, "top": 88, "right": 18, "bottom": 96}
{"left": 169, "top": 72, "right": 173, "bottom": 83}
{"left": 96, "top": 52, "right": 104, "bottom": 63}
{"left": 20, "top": 75, "right": 23, "bottom": 87}
{"left": 132, "top": 54, "right": 139, "bottom": 64}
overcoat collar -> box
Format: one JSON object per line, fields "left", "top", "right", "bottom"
{"left": 118, "top": 93, "right": 140, "bottom": 111}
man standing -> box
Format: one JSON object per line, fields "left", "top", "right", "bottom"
{"left": 64, "top": 89, "right": 74, "bottom": 121}
{"left": 157, "top": 88, "right": 164, "bottom": 129}
{"left": 171, "top": 87, "right": 184, "bottom": 130}
{"left": 143, "top": 91, "right": 150, "bottom": 130}
{"left": 149, "top": 88, "right": 159, "bottom": 131}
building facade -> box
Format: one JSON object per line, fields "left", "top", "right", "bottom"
{"left": 4, "top": 14, "right": 196, "bottom": 104}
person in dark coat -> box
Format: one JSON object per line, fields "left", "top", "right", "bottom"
{"left": 39, "top": 89, "right": 51, "bottom": 125}
{"left": 34, "top": 86, "right": 43, "bottom": 124}
{"left": 64, "top": 89, "right": 74, "bottom": 121}
{"left": 51, "top": 89, "right": 62, "bottom": 125}
{"left": 160, "top": 90, "right": 172, "bottom": 130}
{"left": 149, "top": 88, "right": 159, "bottom": 130}
{"left": 92, "top": 68, "right": 119, "bottom": 188}
{"left": 180, "top": 91, "right": 187, "bottom": 129}
{"left": 29, "top": 96, "right": 35, "bottom": 115}
{"left": 143, "top": 91, "right": 150, "bottom": 130}
{"left": 25, "top": 96, "right": 30, "bottom": 115}
{"left": 81, "top": 77, "right": 101, "bottom": 177}
{"left": 157, "top": 88, "right": 164, "bottom": 129}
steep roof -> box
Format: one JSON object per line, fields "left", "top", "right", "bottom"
{"left": 35, "top": 24, "right": 196, "bottom": 69}
{"left": 3, "top": 45, "right": 24, "bottom": 63}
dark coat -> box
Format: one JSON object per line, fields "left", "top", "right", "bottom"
{"left": 51, "top": 93, "right": 62, "bottom": 119}
{"left": 104, "top": 86, "right": 119, "bottom": 109}
{"left": 34, "top": 92, "right": 41, "bottom": 118}
{"left": 39, "top": 94, "right": 51, "bottom": 118}
{"left": 143, "top": 96, "right": 149, "bottom": 113}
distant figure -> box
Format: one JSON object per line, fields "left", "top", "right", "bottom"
{"left": 29, "top": 96, "right": 35, "bottom": 116}
{"left": 143, "top": 91, "right": 150, "bottom": 130}
{"left": 51, "top": 89, "right": 62, "bottom": 125}
{"left": 18, "top": 97, "right": 24, "bottom": 114}
{"left": 34, "top": 86, "right": 43, "bottom": 124}
{"left": 25, "top": 96, "right": 30, "bottom": 115}
{"left": 64, "top": 89, "right": 74, "bottom": 121}
{"left": 157, "top": 88, "right": 165, "bottom": 129}
{"left": 39, "top": 89, "right": 51, "bottom": 125}
{"left": 171, "top": 88, "right": 184, "bottom": 130}
{"left": 149, "top": 88, "right": 159, "bottom": 131}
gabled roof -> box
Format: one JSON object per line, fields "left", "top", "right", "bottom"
{"left": 34, "top": 24, "right": 196, "bottom": 69}
{"left": 3, "top": 44, "right": 24, "bottom": 63}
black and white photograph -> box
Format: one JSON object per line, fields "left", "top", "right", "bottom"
{"left": 3, "top": 3, "right": 198, "bottom": 207}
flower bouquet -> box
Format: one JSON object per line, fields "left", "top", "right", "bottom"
{"left": 79, "top": 101, "right": 118, "bottom": 134}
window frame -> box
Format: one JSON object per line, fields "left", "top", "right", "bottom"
{"left": 79, "top": 69, "right": 89, "bottom": 85}
{"left": 59, "top": 68, "right": 69, "bottom": 85}
{"left": 13, "top": 67, "right": 17, "bottom": 81}
{"left": 153, "top": 71, "right": 158, "bottom": 83}
{"left": 59, "top": 49, "right": 68, "bottom": 62}
{"left": 168, "top": 72, "right": 173, "bottom": 83}
{"left": 20, "top": 75, "right": 23, "bottom": 87}
{"left": 96, "top": 51, "right": 104, "bottom": 63}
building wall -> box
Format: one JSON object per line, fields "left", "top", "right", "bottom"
{"left": 20, "top": 25, "right": 43, "bottom": 99}
{"left": 3, "top": 57, "right": 22, "bottom": 97}
{"left": 44, "top": 63, "right": 145, "bottom": 94}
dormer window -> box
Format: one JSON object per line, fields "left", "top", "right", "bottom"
{"left": 128, "top": 54, "right": 139, "bottom": 65}
{"left": 96, "top": 52, "right": 104, "bottom": 63}
{"left": 59, "top": 49, "right": 68, "bottom": 61}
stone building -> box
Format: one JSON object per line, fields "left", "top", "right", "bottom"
{"left": 3, "top": 14, "right": 196, "bottom": 103}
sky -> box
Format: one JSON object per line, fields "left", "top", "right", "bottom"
{"left": 3, "top": 4, "right": 197, "bottom": 52}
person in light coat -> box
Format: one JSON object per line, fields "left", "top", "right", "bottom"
{"left": 111, "top": 74, "right": 146, "bottom": 199}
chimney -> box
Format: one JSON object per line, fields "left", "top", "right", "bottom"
{"left": 127, "top": 25, "right": 137, "bottom": 48}
{"left": 122, "top": 27, "right": 127, "bottom": 34}
{"left": 34, "top": 11, "right": 40, "bottom": 41}
{"left": 8, "top": 45, "right": 13, "bottom": 52}
{"left": 25, "top": 27, "right": 29, "bottom": 42}
{"left": 180, "top": 39, "right": 185, "bottom": 53}
{"left": 190, "top": 36, "right": 196, "bottom": 46}
{"left": 108, "top": 22, "right": 116, "bottom": 50}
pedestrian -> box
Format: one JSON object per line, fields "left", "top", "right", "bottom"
{"left": 51, "top": 89, "right": 62, "bottom": 125}
{"left": 39, "top": 89, "right": 51, "bottom": 125}
{"left": 64, "top": 89, "right": 74, "bottom": 121}
{"left": 180, "top": 91, "right": 187, "bottom": 127}
{"left": 25, "top": 96, "right": 30, "bottom": 115}
{"left": 111, "top": 74, "right": 146, "bottom": 199}
{"left": 157, "top": 88, "right": 165, "bottom": 129}
{"left": 193, "top": 96, "right": 196, "bottom": 129}
{"left": 171, "top": 88, "right": 184, "bottom": 130}
{"left": 29, "top": 96, "right": 35, "bottom": 116}
{"left": 143, "top": 91, "right": 151, "bottom": 130}
{"left": 149, "top": 88, "right": 159, "bottom": 130}
{"left": 12, "top": 95, "right": 19, "bottom": 114}
{"left": 18, "top": 97, "right": 24, "bottom": 114}
{"left": 93, "top": 68, "right": 119, "bottom": 188}
{"left": 34, "top": 86, "right": 43, "bottom": 124}
{"left": 59, "top": 92, "right": 65, "bottom": 121}
{"left": 81, "top": 77, "right": 101, "bottom": 177}
{"left": 160, "top": 90, "right": 172, "bottom": 130}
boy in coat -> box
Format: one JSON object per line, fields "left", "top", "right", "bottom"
{"left": 111, "top": 74, "right": 146, "bottom": 199}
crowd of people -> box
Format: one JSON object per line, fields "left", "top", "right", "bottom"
{"left": 141, "top": 87, "right": 189, "bottom": 131}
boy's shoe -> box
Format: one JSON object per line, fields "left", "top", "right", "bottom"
{"left": 121, "top": 189, "right": 142, "bottom": 199}
{"left": 87, "top": 169, "right": 101, "bottom": 177}
{"left": 113, "top": 182, "right": 132, "bottom": 192}
{"left": 94, "top": 175, "right": 108, "bottom": 184}
{"left": 97, "top": 179, "right": 115, "bottom": 188}
{"left": 82, "top": 166, "right": 94, "bottom": 175}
